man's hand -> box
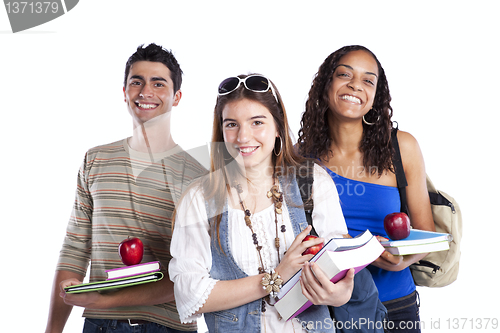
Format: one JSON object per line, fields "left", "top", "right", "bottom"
{"left": 59, "top": 278, "right": 106, "bottom": 309}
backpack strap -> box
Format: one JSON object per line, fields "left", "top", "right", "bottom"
{"left": 391, "top": 126, "right": 410, "bottom": 215}
{"left": 296, "top": 159, "right": 317, "bottom": 236}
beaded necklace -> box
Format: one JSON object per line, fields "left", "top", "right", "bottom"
{"left": 232, "top": 178, "right": 286, "bottom": 310}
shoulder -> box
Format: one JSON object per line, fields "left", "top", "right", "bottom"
{"left": 86, "top": 139, "right": 127, "bottom": 157}
{"left": 396, "top": 130, "right": 420, "bottom": 153}
{"left": 81, "top": 139, "right": 127, "bottom": 168}
{"left": 396, "top": 130, "right": 425, "bottom": 173}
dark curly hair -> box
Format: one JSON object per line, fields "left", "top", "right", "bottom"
{"left": 297, "top": 45, "right": 394, "bottom": 176}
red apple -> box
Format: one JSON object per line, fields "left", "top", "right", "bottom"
{"left": 119, "top": 237, "right": 144, "bottom": 266}
{"left": 302, "top": 235, "right": 324, "bottom": 255}
{"left": 384, "top": 212, "right": 411, "bottom": 240}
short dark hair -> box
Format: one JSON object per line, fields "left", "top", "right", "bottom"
{"left": 124, "top": 43, "right": 183, "bottom": 92}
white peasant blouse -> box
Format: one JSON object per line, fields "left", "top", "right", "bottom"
{"left": 169, "top": 164, "right": 348, "bottom": 332}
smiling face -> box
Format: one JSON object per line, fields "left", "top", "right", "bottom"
{"left": 222, "top": 98, "right": 278, "bottom": 173}
{"left": 123, "top": 61, "right": 181, "bottom": 124}
{"left": 327, "top": 50, "right": 379, "bottom": 122}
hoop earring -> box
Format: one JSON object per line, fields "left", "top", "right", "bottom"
{"left": 362, "top": 115, "right": 375, "bottom": 126}
{"left": 274, "top": 137, "right": 283, "bottom": 156}
{"left": 363, "top": 109, "right": 380, "bottom": 126}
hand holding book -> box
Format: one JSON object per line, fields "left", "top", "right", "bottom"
{"left": 274, "top": 230, "right": 384, "bottom": 321}
{"left": 299, "top": 261, "right": 355, "bottom": 308}
{"left": 60, "top": 277, "right": 103, "bottom": 308}
{"left": 371, "top": 229, "right": 452, "bottom": 272}
{"left": 62, "top": 262, "right": 163, "bottom": 294}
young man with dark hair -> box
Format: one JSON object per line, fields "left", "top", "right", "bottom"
{"left": 45, "top": 43, "right": 206, "bottom": 333}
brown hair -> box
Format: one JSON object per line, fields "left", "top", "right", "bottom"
{"left": 204, "top": 74, "right": 306, "bottom": 248}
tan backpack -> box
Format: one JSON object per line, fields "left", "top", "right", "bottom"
{"left": 392, "top": 128, "right": 462, "bottom": 287}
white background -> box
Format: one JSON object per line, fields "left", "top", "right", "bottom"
{"left": 1, "top": 1, "right": 498, "bottom": 332}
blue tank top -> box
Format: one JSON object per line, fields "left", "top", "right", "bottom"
{"left": 325, "top": 169, "right": 415, "bottom": 302}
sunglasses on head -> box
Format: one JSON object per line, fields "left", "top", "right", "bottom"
{"left": 217, "top": 75, "right": 278, "bottom": 102}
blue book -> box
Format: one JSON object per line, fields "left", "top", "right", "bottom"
{"left": 380, "top": 229, "right": 452, "bottom": 255}
{"left": 381, "top": 229, "right": 452, "bottom": 247}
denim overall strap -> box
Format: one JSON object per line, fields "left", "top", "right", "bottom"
{"left": 204, "top": 200, "right": 262, "bottom": 332}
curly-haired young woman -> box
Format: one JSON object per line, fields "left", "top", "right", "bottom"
{"left": 297, "top": 45, "right": 435, "bottom": 333}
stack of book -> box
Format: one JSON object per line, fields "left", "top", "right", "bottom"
{"left": 274, "top": 230, "right": 384, "bottom": 321}
{"left": 380, "top": 229, "right": 452, "bottom": 255}
{"left": 64, "top": 261, "right": 163, "bottom": 294}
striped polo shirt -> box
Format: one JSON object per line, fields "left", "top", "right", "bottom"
{"left": 57, "top": 139, "right": 207, "bottom": 330}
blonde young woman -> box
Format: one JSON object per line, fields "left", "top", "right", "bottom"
{"left": 168, "top": 74, "right": 356, "bottom": 332}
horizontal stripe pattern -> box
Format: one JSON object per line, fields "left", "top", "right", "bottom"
{"left": 57, "top": 139, "right": 206, "bottom": 330}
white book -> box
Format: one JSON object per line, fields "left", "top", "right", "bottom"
{"left": 277, "top": 230, "right": 374, "bottom": 298}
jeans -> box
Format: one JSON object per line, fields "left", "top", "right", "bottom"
{"left": 382, "top": 290, "right": 421, "bottom": 333}
{"left": 83, "top": 318, "right": 197, "bottom": 333}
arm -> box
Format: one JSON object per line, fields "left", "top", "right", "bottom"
{"left": 202, "top": 225, "right": 327, "bottom": 312}
{"left": 398, "top": 131, "right": 434, "bottom": 232}
{"left": 168, "top": 185, "right": 220, "bottom": 323}
{"left": 194, "top": 275, "right": 268, "bottom": 313}
{"left": 55, "top": 148, "right": 183, "bottom": 311}
{"left": 169, "top": 185, "right": 320, "bottom": 322}
{"left": 58, "top": 272, "right": 175, "bottom": 309}
{"left": 46, "top": 154, "right": 93, "bottom": 332}
{"left": 45, "top": 270, "right": 83, "bottom": 333}
{"left": 201, "top": 226, "right": 342, "bottom": 313}
{"left": 372, "top": 131, "right": 435, "bottom": 271}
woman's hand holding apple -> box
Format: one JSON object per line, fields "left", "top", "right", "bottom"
{"left": 275, "top": 225, "right": 324, "bottom": 282}
{"left": 301, "top": 235, "right": 324, "bottom": 255}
